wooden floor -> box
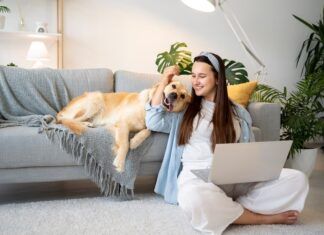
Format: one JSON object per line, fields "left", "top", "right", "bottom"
{"left": 0, "top": 148, "right": 323, "bottom": 206}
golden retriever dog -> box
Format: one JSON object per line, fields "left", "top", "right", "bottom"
{"left": 56, "top": 80, "right": 190, "bottom": 172}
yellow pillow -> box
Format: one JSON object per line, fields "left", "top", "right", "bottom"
{"left": 227, "top": 81, "right": 258, "bottom": 107}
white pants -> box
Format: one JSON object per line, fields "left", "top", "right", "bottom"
{"left": 177, "top": 167, "right": 309, "bottom": 235}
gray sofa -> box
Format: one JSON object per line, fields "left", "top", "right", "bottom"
{"left": 0, "top": 68, "right": 280, "bottom": 184}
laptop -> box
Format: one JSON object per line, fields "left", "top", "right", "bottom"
{"left": 191, "top": 140, "right": 292, "bottom": 185}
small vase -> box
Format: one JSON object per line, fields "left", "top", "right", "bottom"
{"left": 284, "top": 148, "right": 319, "bottom": 177}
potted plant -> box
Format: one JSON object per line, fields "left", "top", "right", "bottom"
{"left": 155, "top": 42, "right": 249, "bottom": 85}
{"left": 251, "top": 9, "right": 324, "bottom": 177}
{"left": 0, "top": 0, "right": 10, "bottom": 30}
{"left": 251, "top": 70, "right": 324, "bottom": 176}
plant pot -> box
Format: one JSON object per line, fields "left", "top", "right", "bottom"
{"left": 284, "top": 148, "right": 319, "bottom": 177}
{"left": 0, "top": 15, "right": 5, "bottom": 29}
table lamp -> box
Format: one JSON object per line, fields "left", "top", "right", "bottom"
{"left": 26, "top": 41, "right": 49, "bottom": 68}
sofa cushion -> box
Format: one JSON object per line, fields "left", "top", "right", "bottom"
{"left": 114, "top": 70, "right": 160, "bottom": 92}
{"left": 227, "top": 81, "right": 258, "bottom": 107}
{"left": 59, "top": 68, "right": 114, "bottom": 98}
{"left": 0, "top": 126, "right": 169, "bottom": 169}
{"left": 0, "top": 125, "right": 261, "bottom": 169}
{"left": 252, "top": 126, "right": 262, "bottom": 141}
{"left": 0, "top": 126, "right": 78, "bottom": 168}
{"left": 114, "top": 70, "right": 192, "bottom": 92}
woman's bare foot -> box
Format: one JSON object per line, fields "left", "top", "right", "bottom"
{"left": 262, "top": 210, "right": 299, "bottom": 224}
{"left": 234, "top": 208, "right": 299, "bottom": 225}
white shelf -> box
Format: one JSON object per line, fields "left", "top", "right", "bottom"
{"left": 0, "top": 30, "right": 62, "bottom": 40}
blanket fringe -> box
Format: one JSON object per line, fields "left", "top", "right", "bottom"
{"left": 45, "top": 128, "right": 134, "bottom": 199}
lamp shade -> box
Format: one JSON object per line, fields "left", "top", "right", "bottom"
{"left": 26, "top": 41, "right": 49, "bottom": 61}
{"left": 181, "top": 0, "right": 216, "bottom": 12}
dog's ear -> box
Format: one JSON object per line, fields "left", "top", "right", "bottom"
{"left": 187, "top": 94, "right": 192, "bottom": 103}
{"left": 148, "top": 82, "right": 161, "bottom": 101}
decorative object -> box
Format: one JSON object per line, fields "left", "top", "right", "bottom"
{"left": 35, "top": 21, "right": 48, "bottom": 33}
{"left": 293, "top": 7, "right": 324, "bottom": 77}
{"left": 26, "top": 41, "right": 49, "bottom": 68}
{"left": 6, "top": 62, "right": 17, "bottom": 67}
{"left": 156, "top": 42, "right": 249, "bottom": 84}
{"left": 0, "top": 0, "right": 10, "bottom": 30}
{"left": 180, "top": 0, "right": 266, "bottom": 80}
{"left": 227, "top": 81, "right": 258, "bottom": 107}
{"left": 251, "top": 71, "right": 324, "bottom": 176}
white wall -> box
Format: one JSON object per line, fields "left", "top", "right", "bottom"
{"left": 63, "top": 0, "right": 323, "bottom": 91}
{"left": 0, "top": 0, "right": 57, "bottom": 68}
{"left": 1, "top": 0, "right": 322, "bottom": 91}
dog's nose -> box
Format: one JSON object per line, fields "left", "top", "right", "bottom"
{"left": 168, "top": 92, "right": 178, "bottom": 100}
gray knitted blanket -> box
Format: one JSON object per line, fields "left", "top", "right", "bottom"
{"left": 0, "top": 66, "right": 153, "bottom": 198}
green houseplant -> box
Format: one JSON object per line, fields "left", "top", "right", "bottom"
{"left": 0, "top": 0, "right": 10, "bottom": 30}
{"left": 251, "top": 9, "right": 324, "bottom": 176}
{"left": 251, "top": 71, "right": 324, "bottom": 176}
{"left": 293, "top": 8, "right": 324, "bottom": 77}
{"left": 0, "top": 0, "right": 10, "bottom": 13}
{"left": 7, "top": 62, "right": 17, "bottom": 67}
{"left": 155, "top": 42, "right": 249, "bottom": 85}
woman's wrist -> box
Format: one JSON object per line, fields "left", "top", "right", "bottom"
{"left": 161, "top": 77, "right": 170, "bottom": 86}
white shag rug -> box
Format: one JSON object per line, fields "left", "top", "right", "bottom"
{"left": 0, "top": 194, "right": 323, "bottom": 235}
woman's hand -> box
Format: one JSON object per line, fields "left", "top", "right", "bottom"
{"left": 162, "top": 65, "right": 180, "bottom": 85}
{"left": 151, "top": 65, "right": 180, "bottom": 106}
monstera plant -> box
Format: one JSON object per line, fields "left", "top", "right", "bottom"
{"left": 155, "top": 42, "right": 249, "bottom": 85}
{"left": 156, "top": 42, "right": 193, "bottom": 75}
{"left": 223, "top": 59, "right": 249, "bottom": 84}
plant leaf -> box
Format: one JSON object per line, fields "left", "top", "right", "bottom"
{"left": 155, "top": 42, "right": 193, "bottom": 75}
{"left": 224, "top": 59, "right": 249, "bottom": 84}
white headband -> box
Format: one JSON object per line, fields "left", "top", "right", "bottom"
{"left": 199, "top": 52, "right": 220, "bottom": 73}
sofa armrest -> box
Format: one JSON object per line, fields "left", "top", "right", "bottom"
{"left": 247, "top": 102, "right": 281, "bottom": 141}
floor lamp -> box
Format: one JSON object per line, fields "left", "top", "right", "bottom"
{"left": 181, "top": 0, "right": 266, "bottom": 80}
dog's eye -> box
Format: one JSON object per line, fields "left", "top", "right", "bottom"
{"left": 172, "top": 84, "right": 176, "bottom": 89}
{"left": 180, "top": 94, "right": 185, "bottom": 99}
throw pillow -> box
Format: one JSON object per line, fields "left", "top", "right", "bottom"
{"left": 227, "top": 81, "right": 258, "bottom": 107}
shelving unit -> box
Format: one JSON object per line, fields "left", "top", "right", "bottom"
{"left": 0, "top": 30, "right": 61, "bottom": 40}
{"left": 57, "top": 0, "right": 63, "bottom": 68}
{"left": 0, "top": 0, "right": 63, "bottom": 68}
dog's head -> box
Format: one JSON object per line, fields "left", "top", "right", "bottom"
{"left": 162, "top": 80, "right": 191, "bottom": 112}
{"left": 149, "top": 80, "right": 190, "bottom": 112}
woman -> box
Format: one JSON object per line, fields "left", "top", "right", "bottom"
{"left": 145, "top": 52, "right": 309, "bottom": 234}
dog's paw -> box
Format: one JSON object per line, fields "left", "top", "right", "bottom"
{"left": 113, "top": 157, "right": 125, "bottom": 172}
{"left": 82, "top": 122, "right": 94, "bottom": 128}
{"left": 112, "top": 144, "right": 119, "bottom": 155}
{"left": 130, "top": 138, "right": 140, "bottom": 149}
{"left": 71, "top": 127, "right": 85, "bottom": 136}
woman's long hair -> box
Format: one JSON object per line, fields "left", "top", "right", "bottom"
{"left": 178, "top": 53, "right": 236, "bottom": 151}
